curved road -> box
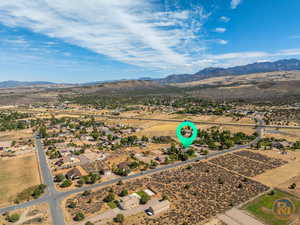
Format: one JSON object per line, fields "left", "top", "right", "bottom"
{"left": 0, "top": 117, "right": 265, "bottom": 225}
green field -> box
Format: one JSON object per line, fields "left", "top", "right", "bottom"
{"left": 243, "top": 189, "right": 300, "bottom": 225}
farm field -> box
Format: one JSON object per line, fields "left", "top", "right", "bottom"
{"left": 0, "top": 153, "right": 41, "bottom": 207}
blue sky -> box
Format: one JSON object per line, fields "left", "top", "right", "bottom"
{"left": 0, "top": 0, "right": 299, "bottom": 83}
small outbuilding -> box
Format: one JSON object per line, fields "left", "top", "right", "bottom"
{"left": 148, "top": 200, "right": 170, "bottom": 215}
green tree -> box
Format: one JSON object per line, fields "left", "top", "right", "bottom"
{"left": 140, "top": 194, "right": 150, "bottom": 204}
{"left": 103, "top": 193, "right": 115, "bottom": 202}
{"left": 119, "top": 189, "right": 128, "bottom": 197}
{"left": 38, "top": 126, "right": 48, "bottom": 138}
{"left": 32, "top": 184, "right": 47, "bottom": 199}
{"left": 54, "top": 174, "right": 65, "bottom": 182}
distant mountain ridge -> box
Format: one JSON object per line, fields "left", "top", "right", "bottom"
{"left": 159, "top": 58, "right": 300, "bottom": 83}
{"left": 0, "top": 80, "right": 55, "bottom": 88}
{"left": 1, "top": 58, "right": 300, "bottom": 88}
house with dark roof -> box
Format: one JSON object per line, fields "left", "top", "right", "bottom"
{"left": 66, "top": 168, "right": 82, "bottom": 180}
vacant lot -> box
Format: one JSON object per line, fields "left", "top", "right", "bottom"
{"left": 244, "top": 189, "right": 300, "bottom": 225}
{"left": 264, "top": 128, "right": 300, "bottom": 142}
{"left": 0, "top": 203, "right": 51, "bottom": 225}
{"left": 254, "top": 150, "right": 300, "bottom": 187}
{"left": 278, "top": 175, "right": 300, "bottom": 198}
{"left": 0, "top": 129, "right": 33, "bottom": 142}
{"left": 0, "top": 154, "right": 41, "bottom": 207}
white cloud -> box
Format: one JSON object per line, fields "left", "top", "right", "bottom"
{"left": 288, "top": 35, "right": 300, "bottom": 39}
{"left": 202, "top": 48, "right": 300, "bottom": 68}
{"left": 0, "top": 0, "right": 298, "bottom": 75}
{"left": 276, "top": 48, "right": 300, "bottom": 56}
{"left": 220, "top": 16, "right": 230, "bottom": 22}
{"left": 0, "top": 0, "right": 209, "bottom": 70}
{"left": 216, "top": 40, "right": 228, "bottom": 45}
{"left": 231, "top": 0, "right": 242, "bottom": 9}
{"left": 214, "top": 27, "right": 226, "bottom": 33}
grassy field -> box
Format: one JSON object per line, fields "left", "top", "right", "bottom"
{"left": 243, "top": 189, "right": 300, "bottom": 225}
{"left": 0, "top": 154, "right": 41, "bottom": 207}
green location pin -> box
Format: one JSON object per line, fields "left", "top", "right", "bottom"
{"left": 176, "top": 121, "right": 198, "bottom": 148}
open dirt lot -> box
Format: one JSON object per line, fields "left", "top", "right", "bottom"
{"left": 253, "top": 150, "right": 300, "bottom": 187}
{"left": 277, "top": 175, "right": 300, "bottom": 198}
{"left": 264, "top": 128, "right": 300, "bottom": 142}
{"left": 0, "top": 203, "right": 51, "bottom": 225}
{"left": 0, "top": 129, "right": 33, "bottom": 142}
{"left": 0, "top": 153, "right": 41, "bottom": 207}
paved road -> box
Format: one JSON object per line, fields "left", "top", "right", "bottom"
{"left": 20, "top": 108, "right": 300, "bottom": 130}
{"left": 0, "top": 118, "right": 265, "bottom": 225}
{"left": 35, "top": 137, "right": 65, "bottom": 225}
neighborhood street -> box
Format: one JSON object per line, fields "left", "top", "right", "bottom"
{"left": 0, "top": 117, "right": 265, "bottom": 225}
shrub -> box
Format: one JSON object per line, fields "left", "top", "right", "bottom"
{"left": 82, "top": 190, "right": 91, "bottom": 196}
{"left": 113, "top": 214, "right": 124, "bottom": 223}
{"left": 68, "top": 201, "right": 77, "bottom": 208}
{"left": 6, "top": 213, "right": 20, "bottom": 223}
{"left": 289, "top": 183, "right": 297, "bottom": 189}
{"left": 73, "top": 212, "right": 85, "bottom": 221}
{"left": 85, "top": 222, "right": 95, "bottom": 225}
{"left": 60, "top": 179, "right": 72, "bottom": 188}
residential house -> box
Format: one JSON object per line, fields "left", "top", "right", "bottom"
{"left": 0, "top": 141, "right": 12, "bottom": 151}
{"left": 272, "top": 141, "right": 292, "bottom": 149}
{"left": 55, "top": 159, "right": 64, "bottom": 167}
{"left": 155, "top": 155, "right": 167, "bottom": 163}
{"left": 117, "top": 162, "right": 130, "bottom": 170}
{"left": 66, "top": 168, "right": 82, "bottom": 180}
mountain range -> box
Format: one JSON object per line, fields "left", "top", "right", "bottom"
{"left": 1, "top": 58, "right": 300, "bottom": 88}
{"left": 0, "top": 80, "right": 55, "bottom": 88}
{"left": 159, "top": 58, "right": 300, "bottom": 83}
